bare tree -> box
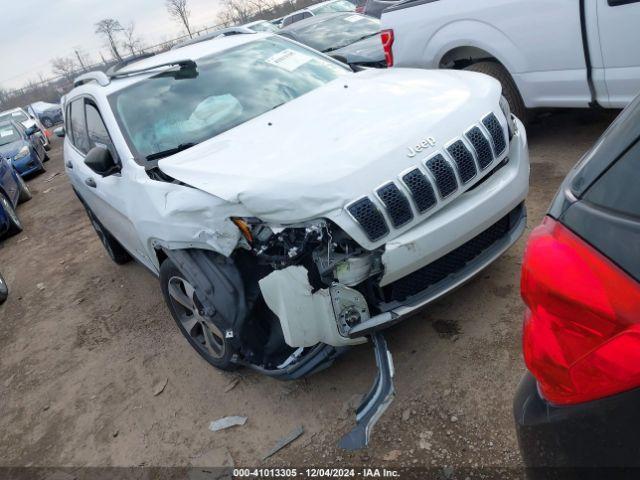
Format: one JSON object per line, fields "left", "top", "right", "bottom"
{"left": 51, "top": 56, "right": 79, "bottom": 83}
{"left": 166, "top": 0, "right": 193, "bottom": 38}
{"left": 95, "top": 19, "right": 124, "bottom": 62}
{"left": 123, "top": 22, "right": 143, "bottom": 56}
{"left": 217, "top": 0, "right": 256, "bottom": 25}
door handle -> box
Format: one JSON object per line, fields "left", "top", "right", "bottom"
{"left": 65, "top": 161, "right": 73, "bottom": 169}
{"left": 85, "top": 178, "right": 96, "bottom": 188}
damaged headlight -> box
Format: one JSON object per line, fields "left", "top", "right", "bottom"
{"left": 232, "top": 217, "right": 382, "bottom": 287}
{"left": 499, "top": 95, "right": 517, "bottom": 140}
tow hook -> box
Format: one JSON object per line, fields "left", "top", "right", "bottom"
{"left": 339, "top": 332, "right": 396, "bottom": 451}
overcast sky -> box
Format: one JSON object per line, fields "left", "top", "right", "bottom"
{"left": 0, "top": 0, "right": 224, "bottom": 90}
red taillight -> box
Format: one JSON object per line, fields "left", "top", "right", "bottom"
{"left": 521, "top": 217, "right": 640, "bottom": 405}
{"left": 380, "top": 29, "right": 394, "bottom": 67}
{"left": 356, "top": 5, "right": 364, "bottom": 13}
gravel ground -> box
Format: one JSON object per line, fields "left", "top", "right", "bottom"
{"left": 0, "top": 109, "right": 617, "bottom": 476}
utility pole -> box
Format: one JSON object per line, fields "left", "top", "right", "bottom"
{"left": 75, "top": 50, "right": 88, "bottom": 72}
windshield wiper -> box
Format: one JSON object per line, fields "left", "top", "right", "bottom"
{"left": 146, "top": 142, "right": 198, "bottom": 161}
{"left": 323, "top": 33, "right": 381, "bottom": 53}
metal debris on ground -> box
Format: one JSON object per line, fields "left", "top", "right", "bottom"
{"left": 153, "top": 378, "right": 168, "bottom": 396}
{"left": 223, "top": 377, "right": 240, "bottom": 393}
{"left": 44, "top": 172, "right": 62, "bottom": 182}
{"left": 209, "top": 416, "right": 248, "bottom": 432}
{"left": 261, "top": 425, "right": 304, "bottom": 460}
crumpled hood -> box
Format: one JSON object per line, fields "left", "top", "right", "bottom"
{"left": 158, "top": 68, "right": 502, "bottom": 223}
{"left": 0, "top": 141, "right": 26, "bottom": 159}
{"left": 331, "top": 34, "right": 384, "bottom": 65}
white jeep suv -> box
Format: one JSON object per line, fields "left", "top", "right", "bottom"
{"left": 62, "top": 33, "right": 528, "bottom": 437}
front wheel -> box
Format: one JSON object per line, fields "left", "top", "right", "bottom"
{"left": 0, "top": 193, "right": 23, "bottom": 239}
{"left": 464, "top": 61, "right": 528, "bottom": 125}
{"left": 160, "top": 258, "right": 238, "bottom": 371}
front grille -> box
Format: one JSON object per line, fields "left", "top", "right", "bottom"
{"left": 384, "top": 210, "right": 514, "bottom": 302}
{"left": 425, "top": 154, "right": 458, "bottom": 198}
{"left": 376, "top": 183, "right": 413, "bottom": 228}
{"left": 482, "top": 113, "right": 507, "bottom": 156}
{"left": 465, "top": 126, "right": 494, "bottom": 170}
{"left": 401, "top": 169, "right": 437, "bottom": 213}
{"left": 446, "top": 140, "right": 477, "bottom": 184}
{"left": 347, "top": 197, "right": 389, "bottom": 242}
{"left": 344, "top": 113, "right": 509, "bottom": 242}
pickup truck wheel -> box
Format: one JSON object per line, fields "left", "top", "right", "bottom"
{"left": 16, "top": 175, "right": 32, "bottom": 203}
{"left": 160, "top": 258, "right": 238, "bottom": 371}
{"left": 0, "top": 193, "right": 23, "bottom": 238}
{"left": 85, "top": 208, "right": 132, "bottom": 265}
{"left": 464, "top": 62, "right": 527, "bottom": 125}
{"left": 0, "top": 271, "right": 7, "bottom": 305}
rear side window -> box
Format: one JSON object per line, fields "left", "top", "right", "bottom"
{"left": 69, "top": 99, "right": 90, "bottom": 154}
{"left": 586, "top": 139, "right": 640, "bottom": 218}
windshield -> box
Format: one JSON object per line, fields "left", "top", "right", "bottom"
{"left": 312, "top": 0, "right": 356, "bottom": 13}
{"left": 289, "top": 14, "right": 380, "bottom": 52}
{"left": 0, "top": 124, "right": 21, "bottom": 146}
{"left": 110, "top": 37, "right": 350, "bottom": 160}
{"left": 0, "top": 111, "right": 28, "bottom": 124}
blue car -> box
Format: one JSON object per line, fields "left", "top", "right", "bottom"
{"left": 0, "top": 120, "right": 47, "bottom": 177}
{"left": 0, "top": 151, "right": 31, "bottom": 239}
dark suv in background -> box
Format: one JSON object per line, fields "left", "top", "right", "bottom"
{"left": 514, "top": 94, "right": 640, "bottom": 475}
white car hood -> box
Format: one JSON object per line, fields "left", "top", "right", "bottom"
{"left": 158, "top": 68, "right": 502, "bottom": 223}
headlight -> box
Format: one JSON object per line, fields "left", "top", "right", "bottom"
{"left": 14, "top": 146, "right": 30, "bottom": 160}
{"left": 499, "top": 95, "right": 517, "bottom": 140}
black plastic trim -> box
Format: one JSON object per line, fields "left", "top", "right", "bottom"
{"left": 579, "top": 0, "right": 600, "bottom": 108}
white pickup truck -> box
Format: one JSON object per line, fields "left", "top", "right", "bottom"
{"left": 380, "top": 0, "right": 640, "bottom": 121}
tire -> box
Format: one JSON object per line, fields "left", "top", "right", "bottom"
{"left": 16, "top": 175, "right": 32, "bottom": 203}
{"left": 84, "top": 207, "right": 132, "bottom": 265}
{"left": 0, "top": 193, "right": 23, "bottom": 238}
{"left": 0, "top": 271, "right": 7, "bottom": 305}
{"left": 160, "top": 257, "right": 238, "bottom": 371}
{"left": 43, "top": 151, "right": 50, "bottom": 162}
{"left": 464, "top": 61, "right": 528, "bottom": 125}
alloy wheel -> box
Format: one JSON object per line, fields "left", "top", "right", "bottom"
{"left": 167, "top": 275, "right": 226, "bottom": 359}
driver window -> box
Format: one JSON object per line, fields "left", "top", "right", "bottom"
{"left": 85, "top": 103, "right": 117, "bottom": 161}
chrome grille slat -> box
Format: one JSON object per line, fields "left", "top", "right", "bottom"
{"left": 425, "top": 154, "right": 458, "bottom": 198}
{"left": 376, "top": 182, "right": 414, "bottom": 228}
{"left": 482, "top": 113, "right": 507, "bottom": 156}
{"left": 446, "top": 140, "right": 477, "bottom": 184}
{"left": 346, "top": 197, "right": 389, "bottom": 242}
{"left": 401, "top": 168, "right": 437, "bottom": 213}
{"left": 465, "top": 126, "right": 494, "bottom": 170}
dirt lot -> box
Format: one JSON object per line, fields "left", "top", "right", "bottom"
{"left": 0, "top": 110, "right": 617, "bottom": 474}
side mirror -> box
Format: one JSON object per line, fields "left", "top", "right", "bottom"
{"left": 54, "top": 127, "right": 65, "bottom": 138}
{"left": 24, "top": 126, "right": 38, "bottom": 136}
{"left": 84, "top": 146, "right": 120, "bottom": 176}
